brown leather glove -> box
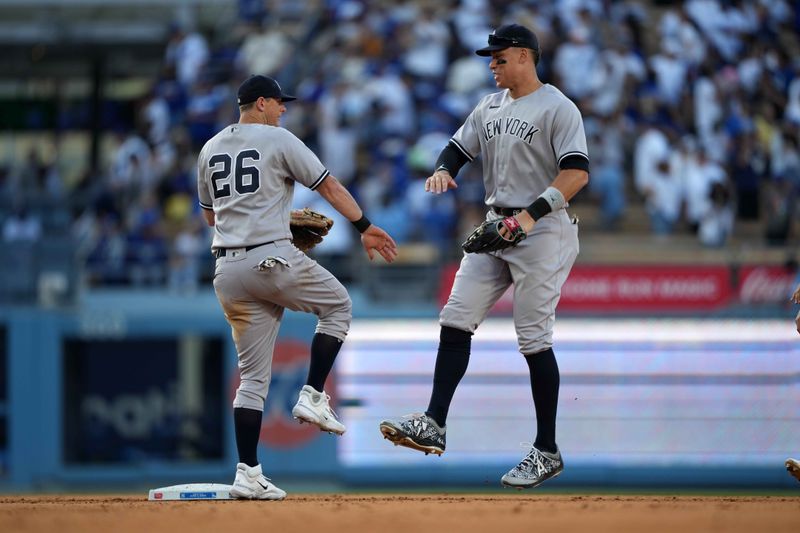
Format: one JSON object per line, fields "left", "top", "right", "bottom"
{"left": 290, "top": 208, "right": 334, "bottom": 252}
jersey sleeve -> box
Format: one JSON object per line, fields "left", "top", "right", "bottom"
{"left": 279, "top": 129, "right": 330, "bottom": 190}
{"left": 450, "top": 103, "right": 484, "bottom": 162}
{"left": 196, "top": 144, "right": 213, "bottom": 210}
{"left": 550, "top": 99, "right": 589, "bottom": 168}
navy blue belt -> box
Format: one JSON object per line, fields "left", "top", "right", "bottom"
{"left": 214, "top": 241, "right": 275, "bottom": 259}
{"left": 492, "top": 206, "right": 525, "bottom": 216}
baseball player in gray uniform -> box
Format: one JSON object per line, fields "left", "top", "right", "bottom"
{"left": 198, "top": 75, "right": 397, "bottom": 500}
{"left": 379, "top": 24, "right": 589, "bottom": 489}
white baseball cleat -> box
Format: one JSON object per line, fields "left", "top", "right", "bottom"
{"left": 229, "top": 463, "right": 286, "bottom": 500}
{"left": 291, "top": 385, "right": 346, "bottom": 435}
{"left": 786, "top": 458, "right": 800, "bottom": 482}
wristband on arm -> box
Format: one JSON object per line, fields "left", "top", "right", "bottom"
{"left": 524, "top": 186, "right": 566, "bottom": 221}
{"left": 351, "top": 214, "right": 371, "bottom": 233}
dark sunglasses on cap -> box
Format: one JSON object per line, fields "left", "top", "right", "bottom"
{"left": 476, "top": 25, "right": 539, "bottom": 57}
{"left": 488, "top": 34, "right": 527, "bottom": 47}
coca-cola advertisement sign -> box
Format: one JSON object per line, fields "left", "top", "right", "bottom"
{"left": 737, "top": 266, "right": 798, "bottom": 304}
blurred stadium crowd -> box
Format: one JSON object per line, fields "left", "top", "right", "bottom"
{"left": 2, "top": 0, "right": 799, "bottom": 291}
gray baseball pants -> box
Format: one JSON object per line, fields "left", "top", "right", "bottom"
{"left": 440, "top": 209, "right": 579, "bottom": 354}
{"left": 212, "top": 239, "right": 351, "bottom": 411}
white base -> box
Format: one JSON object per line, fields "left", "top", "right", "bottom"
{"left": 148, "top": 483, "right": 234, "bottom": 501}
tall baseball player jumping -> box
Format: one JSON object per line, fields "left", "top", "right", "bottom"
{"left": 198, "top": 75, "right": 397, "bottom": 500}
{"left": 380, "top": 24, "right": 589, "bottom": 489}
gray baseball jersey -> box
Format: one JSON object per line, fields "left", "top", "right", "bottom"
{"left": 450, "top": 84, "right": 588, "bottom": 207}
{"left": 197, "top": 123, "right": 330, "bottom": 249}
{"left": 441, "top": 84, "right": 588, "bottom": 354}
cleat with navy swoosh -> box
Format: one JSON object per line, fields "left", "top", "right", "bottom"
{"left": 229, "top": 463, "right": 286, "bottom": 500}
{"left": 291, "top": 385, "right": 346, "bottom": 435}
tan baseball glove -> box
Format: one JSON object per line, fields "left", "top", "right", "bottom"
{"left": 290, "top": 208, "right": 334, "bottom": 252}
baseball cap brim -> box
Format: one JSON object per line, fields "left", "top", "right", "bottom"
{"left": 475, "top": 44, "right": 510, "bottom": 57}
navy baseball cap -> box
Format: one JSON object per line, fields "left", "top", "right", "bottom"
{"left": 237, "top": 75, "right": 296, "bottom": 105}
{"left": 476, "top": 24, "right": 540, "bottom": 56}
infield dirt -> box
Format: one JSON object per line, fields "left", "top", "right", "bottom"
{"left": 1, "top": 494, "right": 798, "bottom": 532}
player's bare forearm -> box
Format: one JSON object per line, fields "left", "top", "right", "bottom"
{"left": 315, "top": 175, "right": 363, "bottom": 222}
{"left": 202, "top": 208, "right": 215, "bottom": 226}
{"left": 514, "top": 210, "right": 535, "bottom": 233}
{"left": 551, "top": 169, "right": 589, "bottom": 201}
{"left": 316, "top": 174, "right": 398, "bottom": 262}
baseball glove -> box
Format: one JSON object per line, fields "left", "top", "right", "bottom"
{"left": 462, "top": 216, "right": 527, "bottom": 254}
{"left": 290, "top": 208, "right": 334, "bottom": 252}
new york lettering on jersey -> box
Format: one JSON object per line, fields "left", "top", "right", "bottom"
{"left": 482, "top": 114, "right": 541, "bottom": 143}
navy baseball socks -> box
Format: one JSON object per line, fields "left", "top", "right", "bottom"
{"left": 233, "top": 407, "right": 262, "bottom": 468}
{"left": 524, "top": 347, "right": 560, "bottom": 455}
{"left": 425, "top": 326, "right": 472, "bottom": 427}
{"left": 306, "top": 333, "right": 342, "bottom": 390}
{"left": 306, "top": 333, "right": 342, "bottom": 391}
{"left": 379, "top": 326, "right": 472, "bottom": 455}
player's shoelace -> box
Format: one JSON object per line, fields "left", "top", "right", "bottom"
{"left": 403, "top": 414, "right": 433, "bottom": 436}
{"left": 516, "top": 443, "right": 551, "bottom": 475}
{"left": 322, "top": 392, "right": 340, "bottom": 421}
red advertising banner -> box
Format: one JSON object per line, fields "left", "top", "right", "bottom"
{"left": 558, "top": 265, "right": 732, "bottom": 311}
{"left": 438, "top": 264, "right": 733, "bottom": 312}
{"left": 736, "top": 265, "right": 798, "bottom": 304}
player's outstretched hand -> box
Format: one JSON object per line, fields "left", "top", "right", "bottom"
{"left": 791, "top": 284, "right": 800, "bottom": 305}
{"left": 361, "top": 225, "right": 398, "bottom": 263}
{"left": 425, "top": 170, "right": 458, "bottom": 194}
